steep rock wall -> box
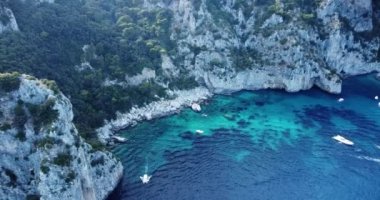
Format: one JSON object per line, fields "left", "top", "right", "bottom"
{"left": 0, "top": 74, "right": 122, "bottom": 200}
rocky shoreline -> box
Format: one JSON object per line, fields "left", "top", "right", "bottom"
{"left": 92, "top": 0, "right": 379, "bottom": 142}
{"left": 97, "top": 87, "right": 212, "bottom": 144}
{"left": 98, "top": 69, "right": 380, "bottom": 144}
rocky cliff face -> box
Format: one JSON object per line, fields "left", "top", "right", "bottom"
{"left": 0, "top": 73, "right": 122, "bottom": 200}
{"left": 144, "top": 0, "right": 380, "bottom": 94}
{"left": 0, "top": 5, "right": 19, "bottom": 33}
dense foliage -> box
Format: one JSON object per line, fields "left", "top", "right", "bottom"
{"left": 0, "top": 0, "right": 177, "bottom": 140}
{"left": 0, "top": 72, "right": 20, "bottom": 92}
{"left": 26, "top": 98, "right": 58, "bottom": 132}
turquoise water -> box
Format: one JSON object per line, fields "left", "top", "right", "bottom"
{"left": 108, "top": 75, "right": 380, "bottom": 200}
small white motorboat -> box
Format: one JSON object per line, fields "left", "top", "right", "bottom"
{"left": 140, "top": 174, "right": 152, "bottom": 184}
{"left": 195, "top": 130, "right": 204, "bottom": 134}
{"left": 332, "top": 135, "right": 354, "bottom": 146}
{"left": 337, "top": 98, "right": 344, "bottom": 102}
{"left": 112, "top": 135, "right": 128, "bottom": 143}
{"left": 375, "top": 96, "right": 379, "bottom": 100}
{"left": 191, "top": 103, "right": 202, "bottom": 112}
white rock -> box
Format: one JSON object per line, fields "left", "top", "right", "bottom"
{"left": 261, "top": 14, "right": 283, "bottom": 29}
{"left": 125, "top": 68, "right": 156, "bottom": 86}
{"left": 0, "top": 7, "right": 19, "bottom": 34}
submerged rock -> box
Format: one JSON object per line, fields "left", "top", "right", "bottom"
{"left": 0, "top": 73, "right": 122, "bottom": 200}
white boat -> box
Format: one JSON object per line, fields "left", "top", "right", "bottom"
{"left": 375, "top": 96, "right": 379, "bottom": 100}
{"left": 332, "top": 135, "right": 354, "bottom": 146}
{"left": 112, "top": 135, "right": 127, "bottom": 143}
{"left": 338, "top": 98, "right": 344, "bottom": 102}
{"left": 140, "top": 174, "right": 152, "bottom": 184}
{"left": 191, "top": 103, "right": 202, "bottom": 112}
{"left": 195, "top": 130, "right": 204, "bottom": 134}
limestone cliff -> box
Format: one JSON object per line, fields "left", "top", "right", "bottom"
{"left": 143, "top": 0, "right": 380, "bottom": 94}
{"left": 0, "top": 73, "right": 122, "bottom": 200}
{"left": 0, "top": 5, "right": 19, "bottom": 33}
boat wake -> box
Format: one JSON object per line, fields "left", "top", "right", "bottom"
{"left": 356, "top": 156, "right": 380, "bottom": 164}
{"left": 140, "top": 158, "right": 152, "bottom": 184}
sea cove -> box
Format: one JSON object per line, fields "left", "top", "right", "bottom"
{"left": 109, "top": 75, "right": 380, "bottom": 200}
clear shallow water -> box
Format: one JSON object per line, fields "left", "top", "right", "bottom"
{"left": 108, "top": 75, "right": 380, "bottom": 200}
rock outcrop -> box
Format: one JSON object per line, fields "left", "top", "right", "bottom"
{"left": 97, "top": 87, "right": 211, "bottom": 144}
{"left": 0, "top": 73, "right": 122, "bottom": 200}
{"left": 0, "top": 6, "right": 19, "bottom": 33}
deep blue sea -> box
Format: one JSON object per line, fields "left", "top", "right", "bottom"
{"left": 108, "top": 75, "right": 380, "bottom": 200}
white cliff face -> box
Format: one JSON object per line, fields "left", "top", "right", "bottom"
{"left": 0, "top": 74, "right": 122, "bottom": 200}
{"left": 0, "top": 6, "right": 19, "bottom": 33}
{"left": 318, "top": 0, "right": 373, "bottom": 32}
{"left": 126, "top": 68, "right": 156, "bottom": 86}
{"left": 144, "top": 0, "right": 379, "bottom": 94}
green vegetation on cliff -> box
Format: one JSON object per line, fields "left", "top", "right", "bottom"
{"left": 0, "top": 0, "right": 175, "bottom": 141}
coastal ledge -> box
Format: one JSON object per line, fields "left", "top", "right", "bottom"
{"left": 97, "top": 87, "right": 212, "bottom": 144}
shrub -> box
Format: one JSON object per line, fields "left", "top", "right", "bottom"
{"left": 269, "top": 1, "right": 282, "bottom": 14}
{"left": 36, "top": 137, "right": 56, "bottom": 149}
{"left": 41, "top": 79, "right": 59, "bottom": 94}
{"left": 26, "top": 195, "right": 41, "bottom": 200}
{"left": 0, "top": 13, "right": 10, "bottom": 25}
{"left": 4, "top": 168, "right": 17, "bottom": 187}
{"left": 168, "top": 76, "right": 199, "bottom": 90}
{"left": 0, "top": 123, "right": 11, "bottom": 131}
{"left": 231, "top": 47, "right": 262, "bottom": 71}
{"left": 40, "top": 165, "right": 50, "bottom": 174}
{"left": 301, "top": 13, "right": 315, "bottom": 23}
{"left": 15, "top": 130, "right": 26, "bottom": 141}
{"left": 91, "top": 156, "right": 105, "bottom": 167}
{"left": 87, "top": 138, "right": 106, "bottom": 152}
{"left": 65, "top": 171, "right": 76, "bottom": 183}
{"left": 205, "top": 0, "right": 237, "bottom": 26}
{"left": 53, "top": 153, "right": 72, "bottom": 167}
{"left": 0, "top": 72, "right": 20, "bottom": 92}
{"left": 27, "top": 98, "right": 58, "bottom": 132}
{"left": 13, "top": 102, "right": 27, "bottom": 129}
{"left": 280, "top": 38, "right": 288, "bottom": 45}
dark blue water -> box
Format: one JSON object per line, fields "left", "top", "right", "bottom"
{"left": 108, "top": 75, "right": 380, "bottom": 200}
